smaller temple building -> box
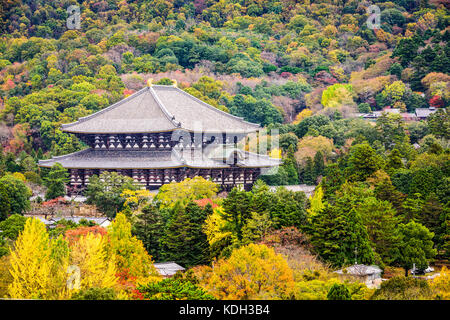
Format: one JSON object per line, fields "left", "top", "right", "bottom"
{"left": 39, "top": 81, "right": 280, "bottom": 193}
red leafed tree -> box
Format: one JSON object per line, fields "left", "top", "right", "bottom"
{"left": 194, "top": 0, "right": 207, "bottom": 14}
{"left": 123, "top": 88, "right": 135, "bottom": 97}
{"left": 65, "top": 226, "right": 108, "bottom": 245}
{"left": 280, "top": 72, "right": 293, "bottom": 79}
{"left": 429, "top": 95, "right": 444, "bottom": 108}
{"left": 8, "top": 123, "right": 30, "bottom": 154}
{"left": 42, "top": 197, "right": 67, "bottom": 207}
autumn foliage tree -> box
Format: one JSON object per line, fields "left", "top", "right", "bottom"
{"left": 106, "top": 212, "right": 160, "bottom": 285}
{"left": 155, "top": 176, "right": 219, "bottom": 209}
{"left": 195, "top": 244, "right": 295, "bottom": 299}
{"left": 69, "top": 233, "right": 118, "bottom": 291}
{"left": 8, "top": 218, "right": 68, "bottom": 299}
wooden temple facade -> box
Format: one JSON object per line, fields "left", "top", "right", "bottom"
{"left": 39, "top": 81, "right": 279, "bottom": 194}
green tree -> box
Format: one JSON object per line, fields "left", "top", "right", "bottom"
{"left": 0, "top": 175, "right": 32, "bottom": 221}
{"left": 357, "top": 197, "right": 402, "bottom": 265}
{"left": 303, "top": 156, "right": 315, "bottom": 184}
{"left": 160, "top": 202, "right": 211, "bottom": 268}
{"left": 135, "top": 271, "right": 215, "bottom": 300}
{"left": 427, "top": 108, "right": 450, "bottom": 139}
{"left": 327, "top": 283, "right": 352, "bottom": 300}
{"left": 0, "top": 214, "right": 27, "bottom": 240}
{"left": 387, "top": 148, "right": 404, "bottom": 171}
{"left": 346, "top": 143, "right": 385, "bottom": 182}
{"left": 375, "top": 113, "right": 408, "bottom": 149}
{"left": 313, "top": 150, "right": 325, "bottom": 179}
{"left": 397, "top": 221, "right": 437, "bottom": 276}
{"left": 279, "top": 133, "right": 299, "bottom": 153}
{"left": 132, "top": 204, "right": 164, "bottom": 262}
{"left": 222, "top": 188, "right": 253, "bottom": 241}
{"left": 241, "top": 211, "right": 273, "bottom": 245}
{"left": 417, "top": 194, "right": 448, "bottom": 254}
{"left": 85, "top": 172, "right": 138, "bottom": 218}
{"left": 308, "top": 185, "right": 374, "bottom": 267}
{"left": 44, "top": 163, "right": 69, "bottom": 200}
{"left": 370, "top": 276, "right": 432, "bottom": 300}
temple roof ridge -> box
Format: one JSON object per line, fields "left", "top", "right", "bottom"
{"left": 60, "top": 84, "right": 261, "bottom": 134}
{"left": 148, "top": 86, "right": 181, "bottom": 128}
{"left": 61, "top": 87, "right": 155, "bottom": 129}
{"left": 152, "top": 85, "right": 260, "bottom": 128}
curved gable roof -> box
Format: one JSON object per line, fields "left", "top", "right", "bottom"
{"left": 151, "top": 85, "right": 260, "bottom": 133}
{"left": 61, "top": 85, "right": 260, "bottom": 134}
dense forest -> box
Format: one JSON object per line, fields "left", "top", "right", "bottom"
{"left": 0, "top": 0, "right": 449, "bottom": 301}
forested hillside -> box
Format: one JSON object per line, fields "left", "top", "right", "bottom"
{"left": 0, "top": 0, "right": 449, "bottom": 301}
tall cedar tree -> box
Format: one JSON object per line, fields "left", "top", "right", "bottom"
{"left": 357, "top": 197, "right": 402, "bottom": 266}
{"left": 308, "top": 190, "right": 374, "bottom": 267}
{"left": 346, "top": 143, "right": 384, "bottom": 182}
{"left": 132, "top": 203, "right": 164, "bottom": 261}
{"left": 222, "top": 188, "right": 253, "bottom": 241}
{"left": 313, "top": 150, "right": 325, "bottom": 179}
{"left": 160, "top": 202, "right": 211, "bottom": 268}
{"left": 303, "top": 157, "right": 315, "bottom": 184}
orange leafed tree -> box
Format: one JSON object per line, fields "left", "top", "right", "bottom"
{"left": 65, "top": 226, "right": 108, "bottom": 245}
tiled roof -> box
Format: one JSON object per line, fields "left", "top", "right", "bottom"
{"left": 61, "top": 85, "right": 260, "bottom": 134}
{"left": 415, "top": 108, "right": 437, "bottom": 118}
{"left": 335, "top": 264, "right": 382, "bottom": 276}
{"left": 154, "top": 262, "right": 185, "bottom": 276}
{"left": 38, "top": 147, "right": 281, "bottom": 169}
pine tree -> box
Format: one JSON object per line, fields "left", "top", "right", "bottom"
{"left": 346, "top": 143, "right": 384, "bottom": 181}
{"left": 222, "top": 188, "right": 253, "bottom": 241}
{"left": 132, "top": 204, "right": 164, "bottom": 261}
{"left": 397, "top": 221, "right": 437, "bottom": 276}
{"left": 160, "top": 203, "right": 195, "bottom": 267}
{"left": 418, "top": 194, "right": 447, "bottom": 253}
{"left": 303, "top": 157, "right": 315, "bottom": 185}
{"left": 308, "top": 187, "right": 375, "bottom": 267}
{"left": 357, "top": 197, "right": 402, "bottom": 265}
{"left": 37, "top": 148, "right": 44, "bottom": 160}
{"left": 185, "top": 202, "right": 211, "bottom": 266}
{"left": 313, "top": 150, "right": 325, "bottom": 179}
{"left": 160, "top": 202, "right": 211, "bottom": 268}
{"left": 44, "top": 163, "right": 69, "bottom": 200}
{"left": 387, "top": 148, "right": 404, "bottom": 171}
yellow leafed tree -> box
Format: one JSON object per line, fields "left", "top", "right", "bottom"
{"left": 155, "top": 176, "right": 219, "bottom": 209}
{"left": 307, "top": 185, "right": 325, "bottom": 216}
{"left": 69, "top": 233, "right": 118, "bottom": 291}
{"left": 8, "top": 218, "right": 67, "bottom": 299}
{"left": 204, "top": 206, "right": 233, "bottom": 246}
{"left": 121, "top": 189, "right": 153, "bottom": 210}
{"left": 196, "top": 244, "right": 295, "bottom": 300}
{"left": 430, "top": 267, "right": 450, "bottom": 300}
{"left": 293, "top": 109, "right": 313, "bottom": 124}
{"left": 107, "top": 212, "right": 160, "bottom": 284}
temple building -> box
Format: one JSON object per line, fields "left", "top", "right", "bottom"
{"left": 39, "top": 80, "right": 280, "bottom": 194}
